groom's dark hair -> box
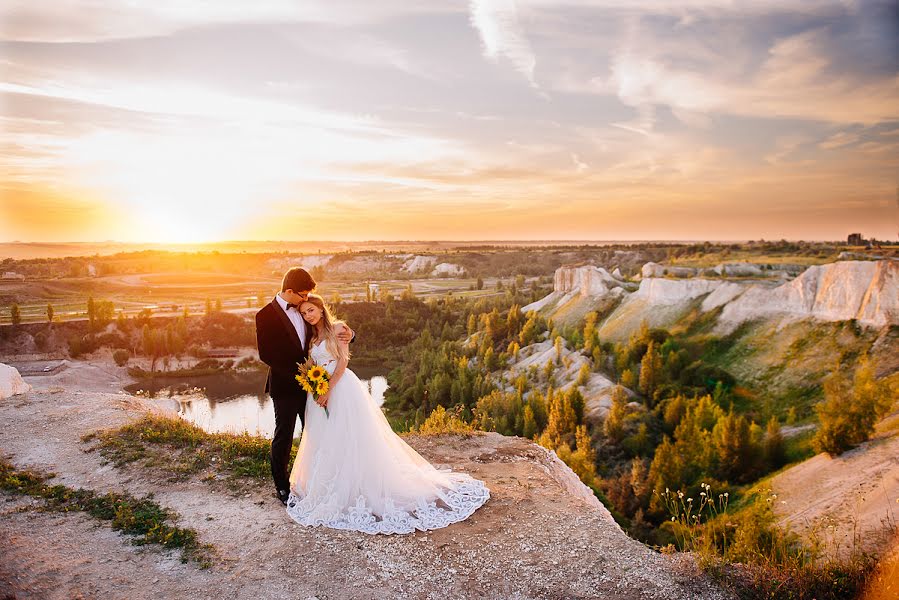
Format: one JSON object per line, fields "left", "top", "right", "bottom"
{"left": 281, "top": 267, "right": 316, "bottom": 293}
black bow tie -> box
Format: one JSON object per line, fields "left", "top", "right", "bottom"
{"left": 286, "top": 302, "right": 299, "bottom": 310}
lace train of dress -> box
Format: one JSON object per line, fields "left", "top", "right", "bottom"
{"left": 286, "top": 341, "right": 490, "bottom": 534}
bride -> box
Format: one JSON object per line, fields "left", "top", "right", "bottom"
{"left": 286, "top": 294, "right": 490, "bottom": 534}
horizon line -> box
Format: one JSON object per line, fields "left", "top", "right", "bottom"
{"left": 0, "top": 237, "right": 877, "bottom": 246}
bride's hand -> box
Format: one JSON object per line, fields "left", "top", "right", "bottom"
{"left": 318, "top": 392, "right": 330, "bottom": 408}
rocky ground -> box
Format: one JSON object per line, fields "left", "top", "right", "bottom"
{"left": 0, "top": 361, "right": 729, "bottom": 600}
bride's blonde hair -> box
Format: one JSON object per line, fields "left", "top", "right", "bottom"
{"left": 304, "top": 294, "right": 350, "bottom": 363}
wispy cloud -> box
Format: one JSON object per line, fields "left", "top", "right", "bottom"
{"left": 468, "top": 0, "right": 538, "bottom": 87}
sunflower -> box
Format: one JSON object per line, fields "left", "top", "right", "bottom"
{"left": 316, "top": 380, "right": 329, "bottom": 396}
{"left": 308, "top": 366, "right": 325, "bottom": 381}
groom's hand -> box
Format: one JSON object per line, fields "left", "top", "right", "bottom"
{"left": 337, "top": 325, "right": 354, "bottom": 344}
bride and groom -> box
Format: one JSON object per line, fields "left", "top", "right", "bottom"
{"left": 255, "top": 267, "right": 490, "bottom": 534}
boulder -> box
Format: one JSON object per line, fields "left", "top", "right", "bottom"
{"left": 0, "top": 363, "right": 32, "bottom": 399}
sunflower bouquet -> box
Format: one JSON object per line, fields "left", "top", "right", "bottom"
{"left": 296, "top": 358, "right": 331, "bottom": 418}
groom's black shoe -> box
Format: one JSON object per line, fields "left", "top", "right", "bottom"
{"left": 276, "top": 489, "right": 290, "bottom": 505}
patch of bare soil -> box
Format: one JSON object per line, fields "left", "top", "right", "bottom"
{"left": 771, "top": 427, "right": 899, "bottom": 560}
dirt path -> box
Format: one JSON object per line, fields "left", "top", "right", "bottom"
{"left": 771, "top": 422, "right": 899, "bottom": 559}
{"left": 1, "top": 367, "right": 728, "bottom": 600}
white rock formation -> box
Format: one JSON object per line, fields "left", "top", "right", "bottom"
{"left": 713, "top": 262, "right": 764, "bottom": 277}
{"left": 523, "top": 266, "right": 628, "bottom": 313}
{"left": 701, "top": 282, "right": 749, "bottom": 311}
{"left": 0, "top": 363, "right": 32, "bottom": 399}
{"left": 432, "top": 262, "right": 465, "bottom": 277}
{"left": 641, "top": 262, "right": 697, "bottom": 279}
{"left": 554, "top": 265, "right": 622, "bottom": 296}
{"left": 530, "top": 260, "right": 897, "bottom": 341}
{"left": 297, "top": 254, "right": 332, "bottom": 269}
{"left": 718, "top": 260, "right": 898, "bottom": 332}
{"left": 632, "top": 277, "right": 732, "bottom": 305}
{"left": 402, "top": 255, "right": 437, "bottom": 273}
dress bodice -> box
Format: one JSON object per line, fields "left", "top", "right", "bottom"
{"left": 309, "top": 340, "right": 337, "bottom": 374}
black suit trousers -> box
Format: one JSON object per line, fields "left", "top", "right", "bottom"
{"left": 270, "top": 392, "right": 307, "bottom": 491}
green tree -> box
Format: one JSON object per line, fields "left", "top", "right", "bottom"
{"left": 638, "top": 340, "right": 662, "bottom": 400}
{"left": 648, "top": 436, "right": 685, "bottom": 508}
{"left": 662, "top": 395, "right": 688, "bottom": 434}
{"left": 46, "top": 303, "right": 54, "bottom": 324}
{"left": 813, "top": 358, "right": 894, "bottom": 455}
{"left": 583, "top": 311, "right": 598, "bottom": 352}
{"left": 712, "top": 409, "right": 759, "bottom": 483}
{"left": 10, "top": 303, "right": 21, "bottom": 327}
{"left": 557, "top": 424, "right": 598, "bottom": 488}
{"left": 537, "top": 388, "right": 577, "bottom": 450}
{"left": 93, "top": 300, "right": 114, "bottom": 329}
{"left": 476, "top": 276, "right": 484, "bottom": 290}
{"left": 87, "top": 296, "right": 96, "bottom": 331}
{"left": 543, "top": 358, "right": 555, "bottom": 383}
{"left": 554, "top": 335, "right": 564, "bottom": 364}
{"left": 576, "top": 363, "right": 591, "bottom": 387}
{"left": 506, "top": 304, "right": 522, "bottom": 336}
{"left": 215, "top": 298, "right": 222, "bottom": 313}
{"left": 205, "top": 298, "right": 213, "bottom": 316}
{"left": 620, "top": 368, "right": 635, "bottom": 389}
{"left": 311, "top": 265, "right": 326, "bottom": 283}
{"left": 522, "top": 404, "right": 538, "bottom": 439}
{"left": 603, "top": 385, "right": 628, "bottom": 444}
{"left": 518, "top": 312, "right": 545, "bottom": 346}
{"left": 591, "top": 346, "right": 604, "bottom": 372}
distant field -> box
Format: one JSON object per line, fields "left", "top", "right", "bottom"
{"left": 0, "top": 274, "right": 511, "bottom": 325}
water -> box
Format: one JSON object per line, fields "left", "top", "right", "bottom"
{"left": 125, "top": 370, "right": 388, "bottom": 438}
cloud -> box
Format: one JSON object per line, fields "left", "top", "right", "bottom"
{"left": 468, "top": 0, "right": 538, "bottom": 87}
{"left": 819, "top": 131, "right": 860, "bottom": 150}
{"left": 570, "top": 153, "right": 588, "bottom": 172}
{"left": 0, "top": 1, "right": 457, "bottom": 42}
{"left": 600, "top": 29, "right": 898, "bottom": 126}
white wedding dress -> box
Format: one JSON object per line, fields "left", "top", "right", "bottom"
{"left": 286, "top": 341, "right": 490, "bottom": 534}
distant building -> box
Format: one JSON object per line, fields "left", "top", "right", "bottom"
{"left": 1, "top": 271, "right": 24, "bottom": 280}
{"left": 847, "top": 233, "right": 864, "bottom": 246}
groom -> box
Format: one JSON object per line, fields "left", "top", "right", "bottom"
{"left": 255, "top": 267, "right": 353, "bottom": 505}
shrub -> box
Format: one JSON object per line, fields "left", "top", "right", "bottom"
{"left": 416, "top": 406, "right": 474, "bottom": 435}
{"left": 113, "top": 349, "right": 130, "bottom": 366}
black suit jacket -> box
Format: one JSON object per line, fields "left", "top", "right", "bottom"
{"left": 255, "top": 299, "right": 313, "bottom": 400}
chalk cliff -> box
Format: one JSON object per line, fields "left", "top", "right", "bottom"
{"left": 530, "top": 261, "right": 897, "bottom": 340}
{"left": 717, "top": 260, "right": 899, "bottom": 332}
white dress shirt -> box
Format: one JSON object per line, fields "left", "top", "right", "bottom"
{"left": 274, "top": 294, "right": 306, "bottom": 349}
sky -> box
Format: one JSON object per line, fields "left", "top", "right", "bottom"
{"left": 1, "top": 0, "right": 897, "bottom": 243}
